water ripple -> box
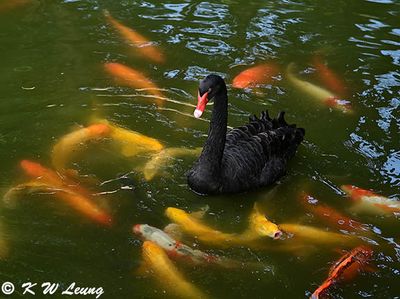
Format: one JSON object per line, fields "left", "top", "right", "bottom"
{"left": 186, "top": 37, "right": 234, "bottom": 56}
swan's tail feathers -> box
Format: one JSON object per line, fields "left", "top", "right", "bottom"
{"left": 277, "top": 111, "right": 288, "bottom": 126}
{"left": 249, "top": 114, "right": 258, "bottom": 122}
{"left": 260, "top": 110, "right": 271, "bottom": 122}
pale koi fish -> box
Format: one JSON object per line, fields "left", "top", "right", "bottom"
{"left": 286, "top": 63, "right": 352, "bottom": 113}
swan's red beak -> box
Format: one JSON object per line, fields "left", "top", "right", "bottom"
{"left": 194, "top": 91, "right": 209, "bottom": 118}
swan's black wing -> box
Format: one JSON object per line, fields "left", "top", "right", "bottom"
{"left": 221, "top": 111, "right": 304, "bottom": 193}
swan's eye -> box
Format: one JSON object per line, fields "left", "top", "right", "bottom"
{"left": 208, "top": 88, "right": 212, "bottom": 93}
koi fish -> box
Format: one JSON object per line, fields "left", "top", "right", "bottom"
{"left": 299, "top": 192, "right": 367, "bottom": 233}
{"left": 312, "top": 54, "right": 348, "bottom": 97}
{"left": 51, "top": 123, "right": 111, "bottom": 172}
{"left": 0, "top": 0, "right": 30, "bottom": 13}
{"left": 341, "top": 185, "right": 400, "bottom": 214}
{"left": 101, "top": 120, "right": 164, "bottom": 157}
{"left": 286, "top": 63, "right": 352, "bottom": 113}
{"left": 104, "top": 62, "right": 164, "bottom": 105}
{"left": 134, "top": 224, "right": 243, "bottom": 269}
{"left": 311, "top": 246, "right": 374, "bottom": 299}
{"left": 165, "top": 207, "right": 238, "bottom": 246}
{"left": 232, "top": 63, "right": 280, "bottom": 89}
{"left": 103, "top": 10, "right": 165, "bottom": 64}
{"left": 280, "top": 223, "right": 357, "bottom": 245}
{"left": 140, "top": 241, "right": 209, "bottom": 299}
{"left": 142, "top": 147, "right": 201, "bottom": 181}
{"left": 19, "top": 160, "right": 112, "bottom": 226}
{"left": 244, "top": 202, "right": 283, "bottom": 240}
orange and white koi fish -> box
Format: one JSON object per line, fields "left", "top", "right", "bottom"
{"left": 232, "top": 63, "right": 280, "bottom": 89}
{"left": 104, "top": 62, "right": 164, "bottom": 104}
{"left": 311, "top": 246, "right": 374, "bottom": 299}
{"left": 134, "top": 224, "right": 243, "bottom": 269}
{"left": 142, "top": 147, "right": 201, "bottom": 181}
{"left": 299, "top": 193, "right": 367, "bottom": 233}
{"left": 19, "top": 160, "right": 112, "bottom": 226}
{"left": 280, "top": 223, "right": 356, "bottom": 245}
{"left": 341, "top": 185, "right": 400, "bottom": 214}
{"left": 104, "top": 10, "right": 165, "bottom": 64}
{"left": 286, "top": 63, "right": 352, "bottom": 113}
{"left": 140, "top": 241, "right": 209, "bottom": 299}
{"left": 52, "top": 123, "right": 111, "bottom": 172}
{"left": 312, "top": 54, "right": 348, "bottom": 97}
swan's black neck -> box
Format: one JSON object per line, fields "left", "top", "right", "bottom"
{"left": 197, "top": 87, "right": 228, "bottom": 178}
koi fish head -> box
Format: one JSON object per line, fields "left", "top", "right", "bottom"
{"left": 86, "top": 123, "right": 111, "bottom": 137}
{"left": 250, "top": 203, "right": 282, "bottom": 239}
{"left": 133, "top": 224, "right": 144, "bottom": 236}
{"left": 325, "top": 96, "right": 352, "bottom": 113}
{"left": 341, "top": 185, "right": 374, "bottom": 201}
{"left": 165, "top": 207, "right": 188, "bottom": 223}
{"left": 20, "top": 160, "right": 46, "bottom": 177}
{"left": 142, "top": 240, "right": 164, "bottom": 262}
{"left": 195, "top": 74, "right": 226, "bottom": 118}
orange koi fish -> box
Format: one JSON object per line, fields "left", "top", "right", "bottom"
{"left": 104, "top": 10, "right": 165, "bottom": 64}
{"left": 311, "top": 246, "right": 374, "bottom": 299}
{"left": 52, "top": 123, "right": 111, "bottom": 172}
{"left": 299, "top": 193, "right": 366, "bottom": 232}
{"left": 0, "top": 0, "right": 30, "bottom": 13}
{"left": 286, "top": 63, "right": 352, "bottom": 113}
{"left": 312, "top": 55, "right": 348, "bottom": 98}
{"left": 232, "top": 63, "right": 280, "bottom": 89}
{"left": 19, "top": 160, "right": 112, "bottom": 226}
{"left": 140, "top": 241, "right": 209, "bottom": 299}
{"left": 341, "top": 185, "right": 400, "bottom": 214}
{"left": 104, "top": 62, "right": 164, "bottom": 105}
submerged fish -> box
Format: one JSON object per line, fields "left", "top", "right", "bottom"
{"left": 134, "top": 224, "right": 244, "bottom": 269}
{"left": 18, "top": 160, "right": 112, "bottom": 226}
{"left": 311, "top": 246, "right": 374, "bottom": 299}
{"left": 286, "top": 63, "right": 352, "bottom": 113}
{"left": 140, "top": 241, "right": 209, "bottom": 299}
{"left": 341, "top": 185, "right": 400, "bottom": 214}
{"left": 299, "top": 192, "right": 367, "bottom": 233}
{"left": 52, "top": 123, "right": 111, "bottom": 172}
{"left": 312, "top": 54, "right": 348, "bottom": 97}
{"left": 104, "top": 62, "right": 164, "bottom": 104}
{"left": 101, "top": 120, "right": 164, "bottom": 157}
{"left": 232, "top": 63, "right": 280, "bottom": 89}
{"left": 0, "top": 0, "right": 30, "bottom": 13}
{"left": 142, "top": 147, "right": 202, "bottom": 181}
{"left": 104, "top": 10, "right": 165, "bottom": 64}
{"left": 280, "top": 223, "right": 357, "bottom": 245}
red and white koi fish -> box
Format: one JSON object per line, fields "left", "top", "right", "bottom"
{"left": 133, "top": 224, "right": 243, "bottom": 269}
{"left": 18, "top": 160, "right": 112, "bottom": 226}
{"left": 312, "top": 54, "right": 348, "bottom": 97}
{"left": 232, "top": 63, "right": 280, "bottom": 89}
{"left": 341, "top": 185, "right": 400, "bottom": 214}
{"left": 104, "top": 10, "right": 165, "bottom": 64}
{"left": 286, "top": 63, "right": 352, "bottom": 113}
{"left": 299, "top": 192, "right": 367, "bottom": 232}
{"left": 311, "top": 246, "right": 374, "bottom": 299}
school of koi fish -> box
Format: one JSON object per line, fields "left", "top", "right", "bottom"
{"left": 1, "top": 4, "right": 399, "bottom": 299}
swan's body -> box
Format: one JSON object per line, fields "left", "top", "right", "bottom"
{"left": 187, "top": 75, "right": 305, "bottom": 195}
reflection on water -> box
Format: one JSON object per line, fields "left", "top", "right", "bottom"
{"left": 0, "top": 0, "right": 399, "bottom": 298}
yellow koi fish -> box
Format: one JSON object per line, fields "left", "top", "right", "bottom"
{"left": 245, "top": 202, "right": 283, "bottom": 240}
{"left": 280, "top": 223, "right": 357, "bottom": 245}
{"left": 104, "top": 10, "right": 165, "bottom": 64}
{"left": 141, "top": 241, "right": 208, "bottom": 299}
{"left": 51, "top": 123, "right": 111, "bottom": 172}
{"left": 286, "top": 63, "right": 352, "bottom": 113}
{"left": 142, "top": 147, "right": 202, "bottom": 181}
{"left": 100, "top": 120, "right": 164, "bottom": 157}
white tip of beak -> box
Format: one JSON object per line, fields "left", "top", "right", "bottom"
{"left": 194, "top": 109, "right": 203, "bottom": 118}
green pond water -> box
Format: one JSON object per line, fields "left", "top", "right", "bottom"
{"left": 0, "top": 0, "right": 399, "bottom": 298}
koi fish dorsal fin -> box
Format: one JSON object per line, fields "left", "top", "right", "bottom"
{"left": 163, "top": 223, "right": 184, "bottom": 241}
{"left": 190, "top": 205, "right": 210, "bottom": 219}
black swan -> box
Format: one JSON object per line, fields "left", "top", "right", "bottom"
{"left": 187, "top": 74, "right": 305, "bottom": 195}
